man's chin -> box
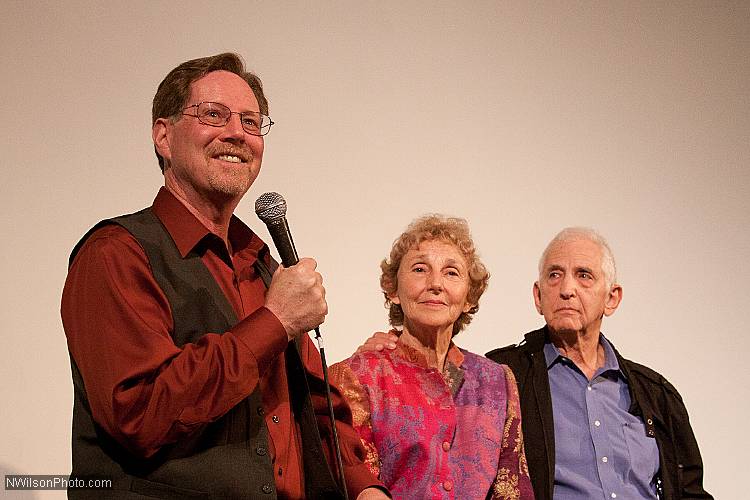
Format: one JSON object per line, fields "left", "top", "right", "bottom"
{"left": 207, "top": 176, "right": 253, "bottom": 199}
{"left": 547, "top": 319, "right": 583, "bottom": 335}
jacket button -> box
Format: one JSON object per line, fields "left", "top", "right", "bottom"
{"left": 443, "top": 480, "right": 453, "bottom": 491}
{"left": 256, "top": 446, "right": 267, "bottom": 456}
{"left": 261, "top": 484, "right": 273, "bottom": 494}
{"left": 257, "top": 406, "right": 265, "bottom": 416}
{"left": 442, "top": 441, "right": 450, "bottom": 452}
{"left": 272, "top": 415, "right": 280, "bottom": 424}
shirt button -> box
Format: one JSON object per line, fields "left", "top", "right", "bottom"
{"left": 442, "top": 480, "right": 453, "bottom": 491}
{"left": 587, "top": 385, "right": 592, "bottom": 391}
{"left": 602, "top": 456, "right": 608, "bottom": 463}
{"left": 256, "top": 446, "right": 267, "bottom": 456}
{"left": 272, "top": 415, "right": 280, "bottom": 424}
{"left": 257, "top": 406, "right": 265, "bottom": 416}
{"left": 611, "top": 493, "right": 617, "bottom": 499}
{"left": 442, "top": 441, "right": 451, "bottom": 452}
{"left": 594, "top": 420, "right": 601, "bottom": 427}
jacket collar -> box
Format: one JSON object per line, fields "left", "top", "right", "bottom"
{"left": 522, "top": 325, "right": 550, "bottom": 351}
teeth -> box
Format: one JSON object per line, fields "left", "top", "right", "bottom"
{"left": 218, "top": 155, "right": 242, "bottom": 163}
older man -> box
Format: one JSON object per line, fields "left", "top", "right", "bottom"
{"left": 364, "top": 227, "right": 711, "bottom": 499}
{"left": 61, "top": 53, "right": 386, "bottom": 499}
{"left": 486, "top": 228, "right": 712, "bottom": 499}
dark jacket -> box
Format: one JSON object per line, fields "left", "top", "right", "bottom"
{"left": 67, "top": 209, "right": 344, "bottom": 499}
{"left": 486, "top": 326, "right": 712, "bottom": 500}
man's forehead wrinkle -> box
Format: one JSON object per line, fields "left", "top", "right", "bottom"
{"left": 545, "top": 245, "right": 603, "bottom": 270}
{"left": 545, "top": 263, "right": 565, "bottom": 272}
{"left": 190, "top": 72, "right": 259, "bottom": 113}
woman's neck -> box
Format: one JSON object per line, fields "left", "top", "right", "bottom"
{"left": 400, "top": 323, "right": 453, "bottom": 373}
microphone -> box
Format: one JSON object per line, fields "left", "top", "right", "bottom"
{"left": 254, "top": 191, "right": 349, "bottom": 500}
{"left": 254, "top": 192, "right": 298, "bottom": 267}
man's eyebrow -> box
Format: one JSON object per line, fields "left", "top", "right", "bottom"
{"left": 575, "top": 266, "right": 596, "bottom": 276}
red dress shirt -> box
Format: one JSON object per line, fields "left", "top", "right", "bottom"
{"left": 61, "top": 188, "right": 379, "bottom": 499}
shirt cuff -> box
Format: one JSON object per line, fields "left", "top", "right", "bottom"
{"left": 345, "top": 462, "right": 389, "bottom": 499}
{"left": 231, "top": 306, "right": 288, "bottom": 376}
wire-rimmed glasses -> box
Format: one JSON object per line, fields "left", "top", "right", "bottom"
{"left": 182, "top": 101, "right": 273, "bottom": 136}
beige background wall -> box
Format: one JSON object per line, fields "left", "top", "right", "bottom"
{"left": 2, "top": 1, "right": 748, "bottom": 498}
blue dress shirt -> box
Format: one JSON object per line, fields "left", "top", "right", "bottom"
{"left": 544, "top": 336, "right": 660, "bottom": 499}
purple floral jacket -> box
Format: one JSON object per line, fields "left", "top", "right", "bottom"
{"left": 330, "top": 336, "right": 534, "bottom": 499}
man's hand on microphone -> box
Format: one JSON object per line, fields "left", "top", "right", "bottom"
{"left": 265, "top": 257, "right": 327, "bottom": 341}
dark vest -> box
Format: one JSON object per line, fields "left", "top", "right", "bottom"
{"left": 67, "top": 208, "right": 343, "bottom": 499}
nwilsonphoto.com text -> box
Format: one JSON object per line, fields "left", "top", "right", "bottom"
{"left": 5, "top": 475, "right": 112, "bottom": 490}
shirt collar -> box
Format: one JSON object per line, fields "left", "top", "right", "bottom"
{"left": 152, "top": 188, "right": 210, "bottom": 258}
{"left": 151, "top": 187, "right": 265, "bottom": 263}
{"left": 543, "top": 341, "right": 562, "bottom": 368}
{"left": 392, "top": 329, "right": 465, "bottom": 370}
{"left": 599, "top": 334, "right": 622, "bottom": 375}
{"left": 543, "top": 333, "right": 625, "bottom": 378}
{"left": 391, "top": 330, "right": 466, "bottom": 396}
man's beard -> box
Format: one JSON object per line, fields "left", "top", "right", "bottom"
{"left": 206, "top": 166, "right": 254, "bottom": 198}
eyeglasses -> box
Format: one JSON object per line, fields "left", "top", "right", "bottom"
{"left": 182, "top": 101, "right": 274, "bottom": 136}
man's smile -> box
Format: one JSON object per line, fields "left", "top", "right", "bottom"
{"left": 216, "top": 154, "right": 244, "bottom": 163}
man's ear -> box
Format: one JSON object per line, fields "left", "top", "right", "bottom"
{"left": 152, "top": 118, "right": 172, "bottom": 164}
{"left": 533, "top": 281, "right": 543, "bottom": 315}
{"left": 603, "top": 284, "right": 623, "bottom": 317}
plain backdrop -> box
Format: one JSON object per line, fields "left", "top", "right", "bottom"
{"left": 2, "top": 1, "right": 748, "bottom": 498}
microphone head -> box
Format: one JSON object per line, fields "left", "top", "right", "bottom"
{"left": 255, "top": 192, "right": 288, "bottom": 223}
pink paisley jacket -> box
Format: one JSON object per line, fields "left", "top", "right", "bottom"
{"left": 330, "top": 335, "right": 534, "bottom": 500}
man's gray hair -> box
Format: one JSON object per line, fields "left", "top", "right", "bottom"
{"left": 538, "top": 227, "right": 617, "bottom": 288}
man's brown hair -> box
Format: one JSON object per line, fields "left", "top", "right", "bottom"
{"left": 151, "top": 53, "right": 268, "bottom": 171}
